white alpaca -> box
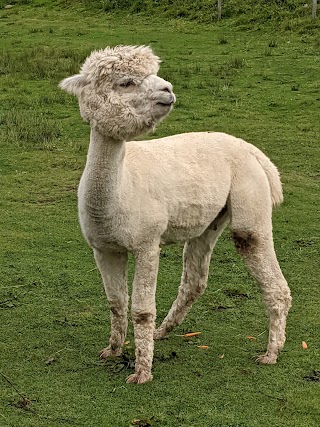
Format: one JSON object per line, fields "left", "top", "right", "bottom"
{"left": 60, "top": 45, "right": 291, "bottom": 384}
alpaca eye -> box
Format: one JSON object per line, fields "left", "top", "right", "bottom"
{"left": 119, "top": 80, "right": 135, "bottom": 88}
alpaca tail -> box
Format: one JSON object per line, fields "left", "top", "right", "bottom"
{"left": 239, "top": 139, "right": 283, "bottom": 207}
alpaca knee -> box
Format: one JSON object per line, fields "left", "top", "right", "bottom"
{"left": 132, "top": 311, "right": 155, "bottom": 326}
{"left": 110, "top": 303, "right": 127, "bottom": 317}
{"left": 263, "top": 283, "right": 291, "bottom": 314}
{"left": 281, "top": 287, "right": 292, "bottom": 314}
{"left": 232, "top": 230, "right": 259, "bottom": 256}
{"left": 181, "top": 281, "right": 206, "bottom": 306}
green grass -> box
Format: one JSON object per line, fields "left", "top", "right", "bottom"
{"left": 50, "top": 0, "right": 319, "bottom": 27}
{"left": 1, "top": 2, "right": 320, "bottom": 427}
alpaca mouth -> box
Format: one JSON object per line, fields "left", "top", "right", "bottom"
{"left": 156, "top": 92, "right": 176, "bottom": 107}
{"left": 157, "top": 101, "right": 174, "bottom": 107}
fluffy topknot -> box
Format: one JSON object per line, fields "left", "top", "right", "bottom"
{"left": 80, "top": 45, "right": 161, "bottom": 86}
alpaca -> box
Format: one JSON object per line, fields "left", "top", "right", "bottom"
{"left": 60, "top": 45, "right": 291, "bottom": 384}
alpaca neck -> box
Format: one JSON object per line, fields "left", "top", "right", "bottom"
{"left": 82, "top": 125, "right": 126, "bottom": 205}
{"left": 87, "top": 125, "right": 125, "bottom": 173}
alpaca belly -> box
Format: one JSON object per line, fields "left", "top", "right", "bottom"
{"left": 161, "top": 224, "right": 208, "bottom": 244}
{"left": 161, "top": 204, "right": 220, "bottom": 243}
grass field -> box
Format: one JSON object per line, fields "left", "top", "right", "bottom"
{"left": 1, "top": 2, "right": 320, "bottom": 426}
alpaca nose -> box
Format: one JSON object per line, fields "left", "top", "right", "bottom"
{"left": 146, "top": 75, "right": 176, "bottom": 104}
{"left": 162, "top": 84, "right": 172, "bottom": 93}
{"left": 161, "top": 82, "right": 173, "bottom": 94}
{"left": 161, "top": 82, "right": 176, "bottom": 103}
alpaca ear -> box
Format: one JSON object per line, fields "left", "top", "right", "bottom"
{"left": 59, "top": 74, "right": 87, "bottom": 96}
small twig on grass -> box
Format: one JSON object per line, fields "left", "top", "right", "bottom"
{"left": 1, "top": 372, "right": 77, "bottom": 424}
{"left": 257, "top": 391, "right": 288, "bottom": 410}
{"left": 0, "top": 372, "right": 33, "bottom": 410}
{"left": 1, "top": 372, "right": 27, "bottom": 400}
{"left": 112, "top": 385, "right": 126, "bottom": 393}
{"left": 0, "top": 283, "right": 36, "bottom": 291}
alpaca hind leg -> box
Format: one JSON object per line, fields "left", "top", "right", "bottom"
{"left": 93, "top": 249, "right": 128, "bottom": 358}
{"left": 154, "top": 208, "right": 229, "bottom": 339}
{"left": 232, "top": 231, "right": 291, "bottom": 364}
{"left": 127, "top": 243, "right": 160, "bottom": 384}
{"left": 229, "top": 160, "right": 291, "bottom": 363}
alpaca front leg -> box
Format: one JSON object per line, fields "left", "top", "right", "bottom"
{"left": 126, "top": 245, "right": 160, "bottom": 384}
{"left": 93, "top": 249, "right": 128, "bottom": 358}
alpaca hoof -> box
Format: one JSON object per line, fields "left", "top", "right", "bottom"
{"left": 99, "top": 347, "right": 122, "bottom": 359}
{"left": 126, "top": 371, "right": 153, "bottom": 384}
{"left": 153, "top": 327, "right": 169, "bottom": 340}
{"left": 256, "top": 353, "right": 277, "bottom": 365}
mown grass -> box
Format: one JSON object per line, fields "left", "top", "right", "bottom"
{"left": 1, "top": 2, "right": 320, "bottom": 427}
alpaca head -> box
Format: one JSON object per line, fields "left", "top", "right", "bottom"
{"left": 59, "top": 45, "right": 176, "bottom": 141}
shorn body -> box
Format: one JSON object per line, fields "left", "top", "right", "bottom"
{"left": 60, "top": 45, "right": 291, "bottom": 384}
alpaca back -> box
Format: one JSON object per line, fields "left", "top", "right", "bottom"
{"left": 238, "top": 139, "right": 283, "bottom": 207}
